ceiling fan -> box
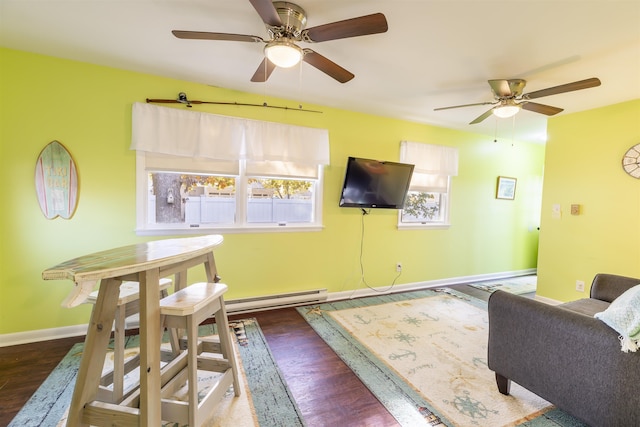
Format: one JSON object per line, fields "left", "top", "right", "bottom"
{"left": 172, "top": 0, "right": 388, "bottom": 83}
{"left": 434, "top": 77, "right": 601, "bottom": 124}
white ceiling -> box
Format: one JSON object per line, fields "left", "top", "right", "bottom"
{"left": 1, "top": 0, "right": 639, "bottom": 143}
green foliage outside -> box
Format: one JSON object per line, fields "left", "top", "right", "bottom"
{"left": 255, "top": 179, "right": 311, "bottom": 199}
{"left": 179, "top": 175, "right": 311, "bottom": 199}
{"left": 181, "top": 175, "right": 235, "bottom": 192}
{"left": 403, "top": 192, "right": 440, "bottom": 219}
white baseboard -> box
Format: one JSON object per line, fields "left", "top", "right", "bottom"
{"left": 0, "top": 324, "right": 88, "bottom": 347}
{"left": 329, "top": 268, "right": 537, "bottom": 301}
{"left": 0, "top": 269, "right": 536, "bottom": 347}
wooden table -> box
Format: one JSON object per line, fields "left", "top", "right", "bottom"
{"left": 42, "top": 235, "right": 224, "bottom": 427}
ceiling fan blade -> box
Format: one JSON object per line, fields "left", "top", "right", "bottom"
{"left": 523, "top": 77, "right": 601, "bottom": 100}
{"left": 469, "top": 108, "right": 495, "bottom": 124}
{"left": 434, "top": 101, "right": 495, "bottom": 111}
{"left": 302, "top": 13, "right": 388, "bottom": 42}
{"left": 250, "top": 58, "right": 277, "bottom": 82}
{"left": 521, "top": 102, "right": 564, "bottom": 116}
{"left": 302, "top": 49, "right": 354, "bottom": 83}
{"left": 172, "top": 30, "right": 264, "bottom": 43}
{"left": 248, "top": 0, "right": 282, "bottom": 27}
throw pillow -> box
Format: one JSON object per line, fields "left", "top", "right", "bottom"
{"left": 595, "top": 284, "right": 640, "bottom": 352}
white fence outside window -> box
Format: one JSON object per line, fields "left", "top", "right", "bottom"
{"left": 148, "top": 196, "right": 312, "bottom": 224}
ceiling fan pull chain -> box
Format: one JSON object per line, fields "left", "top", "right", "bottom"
{"left": 261, "top": 60, "right": 268, "bottom": 107}
{"left": 298, "top": 59, "right": 304, "bottom": 105}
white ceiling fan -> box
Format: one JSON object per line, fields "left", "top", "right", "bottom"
{"left": 435, "top": 77, "right": 601, "bottom": 124}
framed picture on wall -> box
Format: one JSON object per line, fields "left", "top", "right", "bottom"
{"left": 496, "top": 176, "right": 517, "bottom": 200}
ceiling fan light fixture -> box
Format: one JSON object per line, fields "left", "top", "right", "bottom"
{"left": 492, "top": 102, "right": 521, "bottom": 118}
{"left": 264, "top": 39, "right": 303, "bottom": 68}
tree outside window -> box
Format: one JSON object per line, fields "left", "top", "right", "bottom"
{"left": 401, "top": 191, "right": 442, "bottom": 223}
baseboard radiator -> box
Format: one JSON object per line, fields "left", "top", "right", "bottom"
{"left": 225, "top": 288, "right": 328, "bottom": 314}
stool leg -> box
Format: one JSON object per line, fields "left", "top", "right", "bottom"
{"left": 215, "top": 301, "right": 241, "bottom": 397}
{"left": 187, "top": 314, "right": 199, "bottom": 426}
{"left": 159, "top": 289, "right": 181, "bottom": 357}
{"left": 168, "top": 328, "right": 181, "bottom": 356}
{"left": 112, "top": 304, "right": 126, "bottom": 402}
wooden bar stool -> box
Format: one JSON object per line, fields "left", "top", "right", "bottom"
{"left": 86, "top": 277, "right": 173, "bottom": 403}
{"left": 159, "top": 282, "right": 241, "bottom": 426}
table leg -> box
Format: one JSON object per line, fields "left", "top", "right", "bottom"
{"left": 138, "top": 269, "right": 162, "bottom": 426}
{"left": 66, "top": 279, "right": 120, "bottom": 427}
{"left": 204, "top": 251, "right": 221, "bottom": 283}
{"left": 175, "top": 270, "right": 188, "bottom": 292}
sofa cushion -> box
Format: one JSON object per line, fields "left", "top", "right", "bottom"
{"left": 559, "top": 298, "right": 610, "bottom": 316}
{"left": 595, "top": 284, "right": 640, "bottom": 352}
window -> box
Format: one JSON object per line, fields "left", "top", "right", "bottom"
{"left": 140, "top": 161, "right": 322, "bottom": 233}
{"left": 131, "top": 103, "right": 328, "bottom": 235}
{"left": 398, "top": 141, "right": 458, "bottom": 228}
{"left": 402, "top": 191, "right": 447, "bottom": 223}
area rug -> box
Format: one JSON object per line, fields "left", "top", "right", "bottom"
{"left": 9, "top": 319, "right": 305, "bottom": 427}
{"left": 298, "top": 289, "right": 586, "bottom": 427}
{"left": 468, "top": 275, "right": 537, "bottom": 295}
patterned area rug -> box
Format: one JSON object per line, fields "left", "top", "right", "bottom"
{"left": 468, "top": 275, "right": 537, "bottom": 295}
{"left": 9, "top": 319, "right": 304, "bottom": 427}
{"left": 298, "top": 289, "right": 586, "bottom": 427}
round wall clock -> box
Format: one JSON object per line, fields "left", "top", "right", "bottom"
{"left": 622, "top": 143, "right": 640, "bottom": 179}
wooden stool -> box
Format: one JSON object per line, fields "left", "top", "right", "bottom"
{"left": 86, "top": 277, "right": 173, "bottom": 403}
{"left": 159, "top": 282, "right": 240, "bottom": 426}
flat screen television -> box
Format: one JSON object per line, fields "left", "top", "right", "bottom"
{"left": 339, "top": 157, "right": 415, "bottom": 209}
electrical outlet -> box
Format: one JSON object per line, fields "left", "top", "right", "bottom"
{"left": 576, "top": 280, "right": 585, "bottom": 292}
{"left": 396, "top": 262, "right": 402, "bottom": 272}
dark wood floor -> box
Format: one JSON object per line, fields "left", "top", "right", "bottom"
{"left": 0, "top": 284, "right": 498, "bottom": 426}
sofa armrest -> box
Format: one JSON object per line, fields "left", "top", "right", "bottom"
{"left": 488, "top": 290, "right": 640, "bottom": 426}
{"left": 590, "top": 273, "right": 640, "bottom": 302}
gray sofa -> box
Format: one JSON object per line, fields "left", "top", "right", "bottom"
{"left": 487, "top": 273, "right": 640, "bottom": 426}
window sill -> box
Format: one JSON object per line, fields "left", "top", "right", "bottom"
{"left": 136, "top": 224, "right": 324, "bottom": 236}
{"left": 397, "top": 223, "right": 451, "bottom": 230}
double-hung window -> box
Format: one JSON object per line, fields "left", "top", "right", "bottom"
{"left": 399, "top": 141, "right": 458, "bottom": 228}
{"left": 131, "top": 103, "right": 329, "bottom": 235}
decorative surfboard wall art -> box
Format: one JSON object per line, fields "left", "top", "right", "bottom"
{"left": 35, "top": 140, "right": 79, "bottom": 219}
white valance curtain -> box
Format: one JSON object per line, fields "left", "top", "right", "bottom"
{"left": 130, "top": 102, "right": 330, "bottom": 172}
{"left": 400, "top": 141, "right": 458, "bottom": 192}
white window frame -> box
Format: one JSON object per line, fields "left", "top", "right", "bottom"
{"left": 135, "top": 153, "right": 324, "bottom": 235}
{"left": 131, "top": 102, "right": 329, "bottom": 235}
{"left": 399, "top": 187, "right": 452, "bottom": 229}
{"left": 398, "top": 141, "right": 457, "bottom": 230}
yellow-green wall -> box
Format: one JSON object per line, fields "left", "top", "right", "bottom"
{"left": 0, "top": 47, "right": 544, "bottom": 336}
{"left": 537, "top": 99, "right": 640, "bottom": 300}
